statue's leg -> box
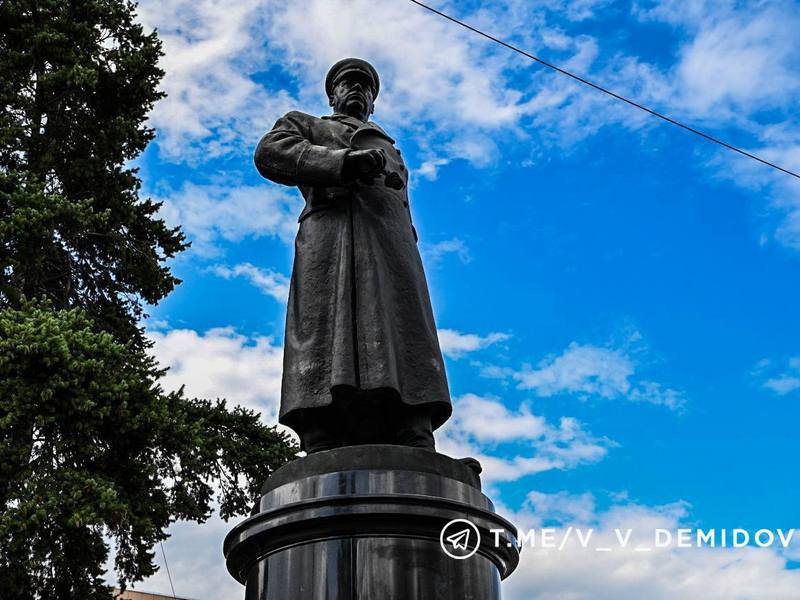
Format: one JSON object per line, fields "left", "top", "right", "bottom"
{"left": 318, "top": 388, "right": 436, "bottom": 450}
{"left": 298, "top": 404, "right": 343, "bottom": 454}
{"left": 336, "top": 387, "right": 393, "bottom": 445}
{"left": 393, "top": 403, "right": 435, "bottom": 450}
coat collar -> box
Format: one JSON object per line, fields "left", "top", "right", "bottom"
{"left": 322, "top": 113, "right": 365, "bottom": 129}
{"left": 322, "top": 114, "right": 396, "bottom": 145}
{"left": 322, "top": 113, "right": 395, "bottom": 144}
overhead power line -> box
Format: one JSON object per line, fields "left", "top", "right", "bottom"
{"left": 408, "top": 0, "right": 800, "bottom": 181}
{"left": 159, "top": 541, "right": 178, "bottom": 599}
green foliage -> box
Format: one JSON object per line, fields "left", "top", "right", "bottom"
{"left": 0, "top": 1, "right": 299, "bottom": 598}
{"left": 0, "top": 303, "right": 297, "bottom": 597}
{"left": 0, "top": 0, "right": 184, "bottom": 331}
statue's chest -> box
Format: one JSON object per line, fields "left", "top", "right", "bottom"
{"left": 310, "top": 121, "right": 356, "bottom": 150}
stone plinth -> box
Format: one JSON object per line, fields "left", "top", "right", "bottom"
{"left": 224, "top": 445, "right": 519, "bottom": 599}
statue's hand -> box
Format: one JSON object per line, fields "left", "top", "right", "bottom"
{"left": 343, "top": 149, "right": 386, "bottom": 181}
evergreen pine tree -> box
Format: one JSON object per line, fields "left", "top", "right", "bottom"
{"left": 0, "top": 1, "right": 297, "bottom": 597}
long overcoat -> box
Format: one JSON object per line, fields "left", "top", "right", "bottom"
{"left": 254, "top": 111, "right": 452, "bottom": 433}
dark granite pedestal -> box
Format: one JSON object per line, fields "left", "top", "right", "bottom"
{"left": 224, "top": 445, "right": 519, "bottom": 599}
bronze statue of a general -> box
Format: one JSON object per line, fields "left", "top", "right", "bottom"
{"left": 255, "top": 58, "right": 452, "bottom": 453}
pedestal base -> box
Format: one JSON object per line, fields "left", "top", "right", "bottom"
{"left": 224, "top": 445, "right": 519, "bottom": 600}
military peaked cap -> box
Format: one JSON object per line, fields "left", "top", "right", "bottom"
{"left": 325, "top": 58, "right": 380, "bottom": 98}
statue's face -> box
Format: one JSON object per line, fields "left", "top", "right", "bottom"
{"left": 329, "top": 72, "right": 375, "bottom": 121}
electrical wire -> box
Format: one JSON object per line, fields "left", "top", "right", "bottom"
{"left": 408, "top": 0, "right": 800, "bottom": 180}
{"left": 159, "top": 541, "right": 178, "bottom": 599}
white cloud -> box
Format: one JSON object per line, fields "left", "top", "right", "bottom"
{"left": 502, "top": 491, "right": 800, "bottom": 600}
{"left": 155, "top": 182, "right": 301, "bottom": 256}
{"left": 144, "top": 318, "right": 171, "bottom": 331}
{"left": 514, "top": 342, "right": 635, "bottom": 398}
{"left": 634, "top": 0, "right": 800, "bottom": 251}
{"left": 758, "top": 356, "right": 800, "bottom": 396}
{"left": 132, "top": 0, "right": 535, "bottom": 164}
{"left": 675, "top": 17, "right": 796, "bottom": 115}
{"left": 472, "top": 1, "right": 800, "bottom": 252}
{"left": 545, "top": 0, "right": 615, "bottom": 22}
{"left": 446, "top": 394, "right": 551, "bottom": 443}
{"left": 260, "top": 0, "right": 644, "bottom": 170}
{"left": 438, "top": 394, "right": 611, "bottom": 483}
{"left": 422, "top": 238, "right": 472, "bottom": 265}
{"left": 265, "top": 0, "right": 527, "bottom": 126}
{"left": 484, "top": 341, "right": 686, "bottom": 410}
{"left": 134, "top": 0, "right": 800, "bottom": 252}
{"left": 762, "top": 146, "right": 800, "bottom": 252}
{"left": 626, "top": 380, "right": 685, "bottom": 409}
{"left": 148, "top": 327, "right": 287, "bottom": 425}
{"left": 763, "top": 376, "right": 800, "bottom": 396}
{"left": 775, "top": 190, "right": 800, "bottom": 251}
{"left": 137, "top": 0, "right": 299, "bottom": 161}
{"left": 437, "top": 328, "right": 511, "bottom": 359}
{"left": 209, "top": 263, "right": 290, "bottom": 302}
{"left": 417, "top": 157, "right": 451, "bottom": 180}
{"left": 134, "top": 0, "right": 637, "bottom": 168}
{"left": 525, "top": 490, "right": 597, "bottom": 525}
{"left": 643, "top": 2, "right": 800, "bottom": 117}
{"left": 784, "top": 532, "right": 800, "bottom": 561}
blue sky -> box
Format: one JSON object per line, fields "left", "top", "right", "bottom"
{"left": 116, "top": 1, "right": 800, "bottom": 597}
